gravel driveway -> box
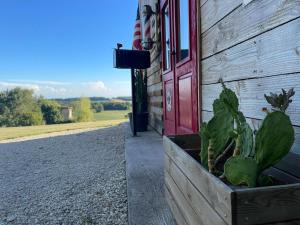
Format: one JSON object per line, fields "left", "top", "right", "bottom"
{"left": 0, "top": 125, "right": 127, "bottom": 225}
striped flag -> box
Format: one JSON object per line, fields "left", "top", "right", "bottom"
{"left": 143, "top": 6, "right": 151, "bottom": 42}
{"left": 132, "top": 7, "right": 143, "bottom": 50}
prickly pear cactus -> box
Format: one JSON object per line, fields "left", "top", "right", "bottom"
{"left": 265, "top": 88, "right": 295, "bottom": 112}
{"left": 236, "top": 120, "right": 254, "bottom": 157}
{"left": 219, "top": 83, "right": 254, "bottom": 158}
{"left": 219, "top": 82, "right": 239, "bottom": 113}
{"left": 224, "top": 156, "right": 258, "bottom": 187}
{"left": 200, "top": 90, "right": 234, "bottom": 172}
{"left": 201, "top": 111, "right": 234, "bottom": 173}
{"left": 200, "top": 84, "right": 295, "bottom": 187}
{"left": 255, "top": 111, "right": 295, "bottom": 172}
{"left": 200, "top": 123, "right": 209, "bottom": 169}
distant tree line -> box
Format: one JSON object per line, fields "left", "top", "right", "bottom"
{"left": 102, "top": 102, "right": 131, "bottom": 110}
{"left": 91, "top": 102, "right": 131, "bottom": 112}
{"left": 115, "top": 96, "right": 132, "bottom": 101}
{"left": 54, "top": 97, "right": 110, "bottom": 106}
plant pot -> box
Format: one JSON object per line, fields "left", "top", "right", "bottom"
{"left": 128, "top": 112, "right": 148, "bottom": 133}
{"left": 163, "top": 134, "right": 300, "bottom": 225}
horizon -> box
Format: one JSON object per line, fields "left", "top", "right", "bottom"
{"left": 0, "top": 0, "right": 137, "bottom": 98}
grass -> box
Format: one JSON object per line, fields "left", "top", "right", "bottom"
{"left": 0, "top": 110, "right": 130, "bottom": 141}
{"left": 93, "top": 110, "right": 130, "bottom": 121}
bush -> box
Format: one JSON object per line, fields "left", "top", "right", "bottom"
{"left": 72, "top": 97, "right": 93, "bottom": 122}
{"left": 92, "top": 102, "right": 104, "bottom": 113}
{"left": 0, "top": 88, "right": 43, "bottom": 127}
{"left": 102, "top": 102, "right": 130, "bottom": 110}
{"left": 40, "top": 99, "right": 63, "bottom": 124}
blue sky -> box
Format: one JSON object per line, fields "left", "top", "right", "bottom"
{"left": 0, "top": 0, "right": 137, "bottom": 98}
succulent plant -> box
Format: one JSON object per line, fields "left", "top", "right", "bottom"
{"left": 200, "top": 123, "right": 209, "bottom": 169}
{"left": 206, "top": 112, "right": 233, "bottom": 173}
{"left": 255, "top": 111, "right": 295, "bottom": 172}
{"left": 265, "top": 88, "right": 295, "bottom": 112}
{"left": 200, "top": 82, "right": 295, "bottom": 187}
{"left": 224, "top": 156, "right": 258, "bottom": 187}
{"left": 200, "top": 87, "right": 234, "bottom": 173}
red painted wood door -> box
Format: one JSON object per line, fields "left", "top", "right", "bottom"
{"left": 162, "top": 0, "right": 198, "bottom": 135}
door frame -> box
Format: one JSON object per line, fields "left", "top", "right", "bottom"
{"left": 161, "top": 0, "right": 199, "bottom": 135}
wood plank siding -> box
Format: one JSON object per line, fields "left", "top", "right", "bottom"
{"left": 200, "top": 0, "right": 300, "bottom": 157}
{"left": 146, "top": 14, "right": 164, "bottom": 134}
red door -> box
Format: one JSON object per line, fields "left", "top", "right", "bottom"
{"left": 162, "top": 0, "right": 198, "bottom": 135}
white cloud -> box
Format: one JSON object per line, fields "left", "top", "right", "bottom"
{"left": 85, "top": 81, "right": 107, "bottom": 92}
{"left": 0, "top": 81, "right": 40, "bottom": 92}
{"left": 0, "top": 80, "right": 130, "bottom": 98}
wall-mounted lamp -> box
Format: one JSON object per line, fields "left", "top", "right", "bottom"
{"left": 142, "top": 4, "right": 159, "bottom": 17}
{"left": 142, "top": 38, "right": 159, "bottom": 51}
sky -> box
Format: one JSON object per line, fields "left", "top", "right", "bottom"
{"left": 0, "top": 0, "right": 138, "bottom": 98}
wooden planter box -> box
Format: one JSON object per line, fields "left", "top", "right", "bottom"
{"left": 163, "top": 135, "right": 300, "bottom": 225}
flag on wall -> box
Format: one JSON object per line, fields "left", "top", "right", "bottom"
{"left": 143, "top": 7, "right": 151, "bottom": 42}
{"left": 132, "top": 7, "right": 143, "bottom": 50}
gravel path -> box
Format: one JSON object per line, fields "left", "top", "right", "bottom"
{"left": 0, "top": 125, "right": 128, "bottom": 225}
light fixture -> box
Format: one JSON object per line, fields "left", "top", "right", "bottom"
{"left": 142, "top": 38, "right": 158, "bottom": 51}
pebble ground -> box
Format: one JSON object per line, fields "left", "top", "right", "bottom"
{"left": 0, "top": 125, "right": 127, "bottom": 225}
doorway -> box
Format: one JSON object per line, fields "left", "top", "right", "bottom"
{"left": 161, "top": 0, "right": 198, "bottom": 135}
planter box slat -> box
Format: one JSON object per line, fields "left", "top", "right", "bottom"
{"left": 165, "top": 172, "right": 203, "bottom": 225}
{"left": 235, "top": 184, "right": 300, "bottom": 225}
{"left": 275, "top": 153, "right": 300, "bottom": 179}
{"left": 164, "top": 136, "right": 233, "bottom": 225}
{"left": 165, "top": 154, "right": 228, "bottom": 225}
{"left": 264, "top": 221, "right": 300, "bottom": 225}
{"left": 165, "top": 186, "right": 189, "bottom": 225}
{"left": 163, "top": 135, "right": 300, "bottom": 225}
{"left": 264, "top": 167, "right": 300, "bottom": 184}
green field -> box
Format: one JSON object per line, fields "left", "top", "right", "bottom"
{"left": 93, "top": 110, "right": 131, "bottom": 121}
{"left": 0, "top": 110, "right": 130, "bottom": 141}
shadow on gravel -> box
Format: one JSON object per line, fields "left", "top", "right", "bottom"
{"left": 0, "top": 124, "right": 128, "bottom": 225}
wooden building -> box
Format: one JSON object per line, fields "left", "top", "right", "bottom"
{"left": 141, "top": 0, "right": 299, "bottom": 156}
{"left": 131, "top": 1, "right": 300, "bottom": 224}
{"left": 60, "top": 107, "right": 73, "bottom": 121}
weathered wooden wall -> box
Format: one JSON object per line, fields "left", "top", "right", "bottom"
{"left": 200, "top": 0, "right": 300, "bottom": 156}
{"left": 146, "top": 14, "right": 164, "bottom": 134}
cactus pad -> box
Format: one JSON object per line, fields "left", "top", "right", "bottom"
{"left": 255, "top": 111, "right": 295, "bottom": 172}
{"left": 224, "top": 156, "right": 258, "bottom": 187}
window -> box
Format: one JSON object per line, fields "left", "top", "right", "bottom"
{"left": 178, "top": 0, "right": 189, "bottom": 61}
{"left": 163, "top": 5, "right": 171, "bottom": 71}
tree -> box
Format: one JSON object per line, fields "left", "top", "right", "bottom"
{"left": 102, "top": 102, "right": 130, "bottom": 110}
{"left": 72, "top": 97, "right": 93, "bottom": 122}
{"left": 92, "top": 102, "right": 104, "bottom": 113}
{"left": 40, "top": 99, "right": 63, "bottom": 124}
{"left": 0, "top": 88, "right": 43, "bottom": 127}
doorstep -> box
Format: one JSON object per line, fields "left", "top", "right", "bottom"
{"left": 125, "top": 124, "right": 177, "bottom": 225}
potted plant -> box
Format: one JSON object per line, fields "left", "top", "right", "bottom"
{"left": 129, "top": 69, "right": 148, "bottom": 132}
{"left": 164, "top": 81, "right": 300, "bottom": 225}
